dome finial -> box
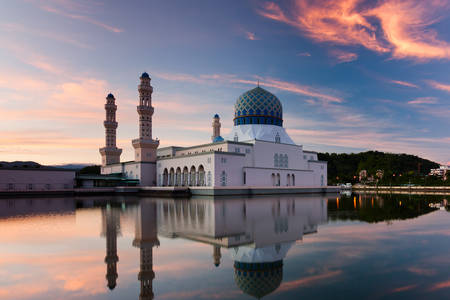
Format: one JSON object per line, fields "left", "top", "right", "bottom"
{"left": 257, "top": 79, "right": 259, "bottom": 87}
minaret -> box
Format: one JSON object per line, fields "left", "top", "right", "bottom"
{"left": 101, "top": 206, "right": 121, "bottom": 290}
{"left": 99, "top": 93, "right": 122, "bottom": 166}
{"left": 132, "top": 72, "right": 159, "bottom": 163}
{"left": 211, "top": 114, "right": 221, "bottom": 142}
{"left": 213, "top": 245, "right": 221, "bottom": 267}
{"left": 133, "top": 200, "right": 159, "bottom": 300}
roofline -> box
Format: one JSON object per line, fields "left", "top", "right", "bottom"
{"left": 170, "top": 140, "right": 253, "bottom": 151}
{"left": 157, "top": 151, "right": 245, "bottom": 161}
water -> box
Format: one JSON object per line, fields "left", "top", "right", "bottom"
{"left": 0, "top": 194, "right": 448, "bottom": 300}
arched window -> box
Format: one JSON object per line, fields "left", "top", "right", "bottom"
{"left": 207, "top": 171, "right": 212, "bottom": 186}
{"left": 275, "top": 133, "right": 281, "bottom": 143}
{"left": 285, "top": 154, "right": 289, "bottom": 168}
{"left": 234, "top": 133, "right": 238, "bottom": 142}
{"left": 292, "top": 174, "right": 295, "bottom": 186}
{"left": 220, "top": 171, "right": 227, "bottom": 186}
{"left": 277, "top": 173, "right": 280, "bottom": 186}
{"left": 287, "top": 174, "right": 291, "bottom": 186}
{"left": 243, "top": 171, "right": 246, "bottom": 185}
{"left": 321, "top": 175, "right": 324, "bottom": 186}
{"left": 274, "top": 154, "right": 279, "bottom": 168}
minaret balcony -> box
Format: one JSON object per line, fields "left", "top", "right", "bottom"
{"left": 104, "top": 121, "right": 118, "bottom": 128}
{"left": 137, "top": 106, "right": 154, "bottom": 114}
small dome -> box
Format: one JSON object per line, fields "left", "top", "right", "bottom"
{"left": 234, "top": 87, "right": 283, "bottom": 127}
{"left": 214, "top": 114, "right": 220, "bottom": 119}
{"left": 141, "top": 72, "right": 150, "bottom": 78}
{"left": 234, "top": 260, "right": 283, "bottom": 299}
{"left": 107, "top": 93, "right": 114, "bottom": 98}
{"left": 213, "top": 136, "right": 224, "bottom": 143}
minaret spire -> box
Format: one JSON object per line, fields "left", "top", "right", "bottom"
{"left": 132, "top": 73, "right": 159, "bottom": 163}
{"left": 99, "top": 93, "right": 122, "bottom": 166}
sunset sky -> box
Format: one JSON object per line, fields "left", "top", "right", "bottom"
{"left": 1, "top": 0, "right": 449, "bottom": 165}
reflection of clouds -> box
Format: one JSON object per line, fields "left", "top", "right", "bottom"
{"left": 407, "top": 267, "right": 437, "bottom": 276}
{"left": 429, "top": 280, "right": 450, "bottom": 291}
{"left": 277, "top": 269, "right": 342, "bottom": 293}
{"left": 390, "top": 284, "right": 417, "bottom": 293}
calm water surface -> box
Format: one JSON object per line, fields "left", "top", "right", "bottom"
{"left": 0, "top": 193, "right": 449, "bottom": 300}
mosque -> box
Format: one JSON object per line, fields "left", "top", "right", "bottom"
{"left": 100, "top": 72, "right": 327, "bottom": 188}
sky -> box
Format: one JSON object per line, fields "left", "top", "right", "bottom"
{"left": 0, "top": 0, "right": 449, "bottom": 165}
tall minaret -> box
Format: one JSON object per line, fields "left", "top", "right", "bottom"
{"left": 133, "top": 200, "right": 159, "bottom": 300}
{"left": 101, "top": 205, "right": 121, "bottom": 290}
{"left": 99, "top": 93, "right": 122, "bottom": 166}
{"left": 132, "top": 72, "right": 159, "bottom": 163}
{"left": 211, "top": 114, "right": 221, "bottom": 142}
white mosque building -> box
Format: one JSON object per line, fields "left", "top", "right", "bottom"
{"left": 100, "top": 72, "right": 327, "bottom": 188}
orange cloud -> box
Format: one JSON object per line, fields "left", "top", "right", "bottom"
{"left": 258, "top": 0, "right": 450, "bottom": 61}
{"left": 390, "top": 284, "right": 417, "bottom": 293}
{"left": 427, "top": 80, "right": 450, "bottom": 93}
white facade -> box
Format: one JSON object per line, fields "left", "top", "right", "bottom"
{"left": 101, "top": 75, "right": 327, "bottom": 188}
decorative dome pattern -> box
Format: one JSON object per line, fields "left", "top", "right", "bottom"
{"left": 234, "top": 260, "right": 283, "bottom": 299}
{"left": 234, "top": 87, "right": 283, "bottom": 127}
{"left": 141, "top": 72, "right": 150, "bottom": 78}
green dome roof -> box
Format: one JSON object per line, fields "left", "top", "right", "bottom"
{"left": 234, "top": 260, "right": 283, "bottom": 299}
{"left": 234, "top": 87, "right": 283, "bottom": 127}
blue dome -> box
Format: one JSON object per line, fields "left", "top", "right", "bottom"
{"left": 214, "top": 114, "right": 220, "bottom": 118}
{"left": 234, "top": 87, "right": 283, "bottom": 127}
{"left": 107, "top": 93, "right": 114, "bottom": 98}
{"left": 213, "top": 136, "right": 224, "bottom": 143}
{"left": 141, "top": 72, "right": 150, "bottom": 78}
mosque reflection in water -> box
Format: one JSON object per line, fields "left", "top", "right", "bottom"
{"left": 97, "top": 193, "right": 445, "bottom": 299}
{"left": 98, "top": 195, "right": 327, "bottom": 299}
{"left": 1, "top": 193, "right": 446, "bottom": 299}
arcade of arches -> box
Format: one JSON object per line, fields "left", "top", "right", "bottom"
{"left": 160, "top": 165, "right": 209, "bottom": 187}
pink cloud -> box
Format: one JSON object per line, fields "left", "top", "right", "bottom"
{"left": 407, "top": 97, "right": 438, "bottom": 105}
{"left": 427, "top": 80, "right": 450, "bottom": 93}
{"left": 329, "top": 49, "right": 358, "bottom": 63}
{"left": 389, "top": 80, "right": 419, "bottom": 88}
{"left": 245, "top": 31, "right": 258, "bottom": 40}
{"left": 297, "top": 52, "right": 311, "bottom": 57}
{"left": 40, "top": 4, "right": 123, "bottom": 33}
{"left": 258, "top": 0, "right": 450, "bottom": 61}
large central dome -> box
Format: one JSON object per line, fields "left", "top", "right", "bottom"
{"left": 234, "top": 87, "right": 283, "bottom": 127}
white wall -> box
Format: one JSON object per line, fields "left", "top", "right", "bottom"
{"left": 0, "top": 169, "right": 75, "bottom": 191}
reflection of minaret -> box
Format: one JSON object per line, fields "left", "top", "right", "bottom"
{"left": 101, "top": 206, "right": 121, "bottom": 290}
{"left": 133, "top": 200, "right": 159, "bottom": 300}
{"left": 213, "top": 246, "right": 221, "bottom": 267}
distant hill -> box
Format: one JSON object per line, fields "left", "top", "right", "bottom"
{"left": 0, "top": 161, "right": 90, "bottom": 171}
{"left": 318, "top": 151, "right": 440, "bottom": 184}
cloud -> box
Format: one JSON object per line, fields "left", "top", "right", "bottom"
{"left": 390, "top": 284, "right": 417, "bottom": 293}
{"left": 154, "top": 71, "right": 344, "bottom": 104}
{"left": 329, "top": 49, "right": 358, "bottom": 63}
{"left": 0, "top": 22, "right": 91, "bottom": 49}
{"left": 407, "top": 97, "right": 438, "bottom": 105}
{"left": 258, "top": 0, "right": 450, "bottom": 61}
{"left": 245, "top": 31, "right": 258, "bottom": 40}
{"left": 389, "top": 80, "right": 419, "bottom": 88}
{"left": 37, "top": 1, "right": 123, "bottom": 33}
{"left": 297, "top": 52, "right": 311, "bottom": 57}
{"left": 427, "top": 80, "right": 450, "bottom": 93}
{"left": 277, "top": 270, "right": 342, "bottom": 292}
{"left": 429, "top": 280, "right": 450, "bottom": 291}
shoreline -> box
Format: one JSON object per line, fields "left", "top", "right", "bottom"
{"left": 352, "top": 185, "right": 450, "bottom": 195}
